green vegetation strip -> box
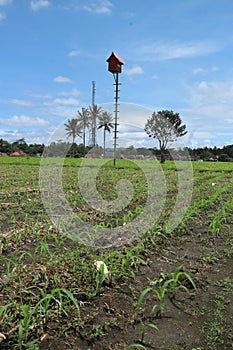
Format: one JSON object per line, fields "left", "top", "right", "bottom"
{"left": 201, "top": 278, "right": 233, "bottom": 350}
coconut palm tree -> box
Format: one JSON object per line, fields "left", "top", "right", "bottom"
{"left": 64, "top": 119, "right": 83, "bottom": 157}
{"left": 77, "top": 107, "right": 91, "bottom": 147}
{"left": 64, "top": 118, "right": 80, "bottom": 144}
{"left": 98, "top": 111, "right": 114, "bottom": 157}
{"left": 89, "top": 104, "right": 103, "bottom": 146}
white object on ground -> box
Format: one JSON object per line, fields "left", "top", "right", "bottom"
{"left": 94, "top": 260, "right": 109, "bottom": 276}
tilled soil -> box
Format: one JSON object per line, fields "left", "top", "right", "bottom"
{"left": 39, "top": 229, "right": 233, "bottom": 350}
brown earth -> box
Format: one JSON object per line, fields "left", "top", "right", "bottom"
{"left": 1, "top": 163, "right": 233, "bottom": 350}
{"left": 38, "top": 225, "right": 233, "bottom": 350}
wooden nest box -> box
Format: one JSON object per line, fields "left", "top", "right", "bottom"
{"left": 106, "top": 51, "right": 125, "bottom": 74}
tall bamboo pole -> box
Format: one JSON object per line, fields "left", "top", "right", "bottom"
{"left": 113, "top": 72, "right": 119, "bottom": 166}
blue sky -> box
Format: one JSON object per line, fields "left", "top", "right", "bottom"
{"left": 1, "top": 0, "right": 233, "bottom": 149}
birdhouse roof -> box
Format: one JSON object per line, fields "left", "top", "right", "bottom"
{"left": 106, "top": 52, "right": 125, "bottom": 65}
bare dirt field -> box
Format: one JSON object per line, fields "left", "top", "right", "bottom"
{"left": 0, "top": 158, "right": 233, "bottom": 350}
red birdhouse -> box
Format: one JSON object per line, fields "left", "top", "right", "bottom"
{"left": 106, "top": 52, "right": 125, "bottom": 74}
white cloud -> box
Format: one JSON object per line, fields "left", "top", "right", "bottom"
{"left": 101, "top": 102, "right": 151, "bottom": 129}
{"left": 30, "top": 0, "right": 50, "bottom": 11}
{"left": 197, "top": 81, "right": 209, "bottom": 92}
{"left": 211, "top": 66, "right": 219, "bottom": 72}
{"left": 28, "top": 92, "right": 52, "bottom": 99}
{"left": 125, "top": 65, "right": 144, "bottom": 76}
{"left": 224, "top": 117, "right": 233, "bottom": 125}
{"left": 59, "top": 88, "right": 80, "bottom": 97}
{"left": 83, "top": 0, "right": 113, "bottom": 15}
{"left": 192, "top": 67, "right": 205, "bottom": 75}
{"left": 0, "top": 0, "right": 11, "bottom": 6}
{"left": 182, "top": 79, "right": 233, "bottom": 147}
{"left": 132, "top": 40, "right": 220, "bottom": 62}
{"left": 193, "top": 131, "right": 217, "bottom": 139}
{"left": 0, "top": 115, "right": 50, "bottom": 127}
{"left": 0, "top": 11, "right": 5, "bottom": 20}
{"left": 192, "top": 66, "right": 219, "bottom": 75}
{"left": 0, "top": 0, "right": 9, "bottom": 21}
{"left": 44, "top": 97, "right": 79, "bottom": 106}
{"left": 68, "top": 50, "right": 80, "bottom": 57}
{"left": 53, "top": 75, "right": 73, "bottom": 83}
{"left": 7, "top": 99, "right": 35, "bottom": 107}
{"left": 0, "top": 128, "right": 53, "bottom": 145}
{"left": 193, "top": 81, "right": 233, "bottom": 107}
{"left": 52, "top": 97, "right": 79, "bottom": 106}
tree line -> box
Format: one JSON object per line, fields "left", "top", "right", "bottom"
{"left": 1, "top": 108, "right": 233, "bottom": 161}
{"left": 1, "top": 137, "right": 233, "bottom": 162}
{"left": 0, "top": 138, "right": 44, "bottom": 156}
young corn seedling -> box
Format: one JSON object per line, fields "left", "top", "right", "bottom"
{"left": 136, "top": 266, "right": 196, "bottom": 320}
{"left": 34, "top": 238, "right": 54, "bottom": 258}
{"left": 139, "top": 319, "right": 158, "bottom": 344}
{"left": 2, "top": 287, "right": 37, "bottom": 346}
{"left": 209, "top": 205, "right": 228, "bottom": 236}
{"left": 18, "top": 304, "right": 35, "bottom": 350}
{"left": 123, "top": 210, "right": 134, "bottom": 224}
{"left": 136, "top": 277, "right": 174, "bottom": 320}
{"left": 121, "top": 248, "right": 146, "bottom": 279}
{"left": 165, "top": 265, "right": 196, "bottom": 299}
{"left": 135, "top": 287, "right": 152, "bottom": 320}
{"left": 0, "top": 302, "right": 15, "bottom": 325}
{"left": 35, "top": 287, "right": 81, "bottom": 324}
{"left": 15, "top": 250, "right": 36, "bottom": 264}
{"left": 153, "top": 265, "right": 196, "bottom": 300}
{"left": 0, "top": 256, "right": 18, "bottom": 274}
{"left": 153, "top": 282, "right": 170, "bottom": 318}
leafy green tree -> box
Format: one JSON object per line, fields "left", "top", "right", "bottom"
{"left": 126, "top": 145, "right": 137, "bottom": 156}
{"left": 218, "top": 153, "right": 230, "bottom": 162}
{"left": 77, "top": 107, "right": 91, "bottom": 147}
{"left": 45, "top": 141, "right": 69, "bottom": 157}
{"left": 222, "top": 145, "right": 233, "bottom": 158}
{"left": 0, "top": 139, "right": 11, "bottom": 153}
{"left": 200, "top": 147, "right": 211, "bottom": 160}
{"left": 136, "top": 147, "right": 152, "bottom": 156}
{"left": 11, "top": 138, "right": 28, "bottom": 153}
{"left": 145, "top": 110, "right": 187, "bottom": 163}
{"left": 28, "top": 143, "right": 44, "bottom": 156}
{"left": 98, "top": 111, "right": 114, "bottom": 157}
{"left": 75, "top": 144, "right": 91, "bottom": 158}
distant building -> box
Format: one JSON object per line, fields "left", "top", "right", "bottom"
{"left": 10, "top": 151, "right": 28, "bottom": 157}
{"left": 205, "top": 154, "right": 218, "bottom": 161}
